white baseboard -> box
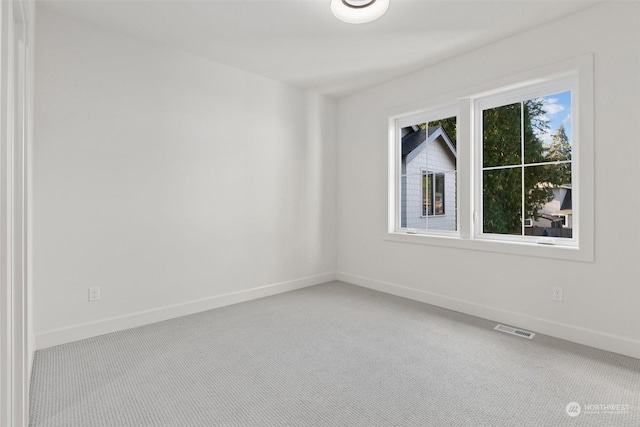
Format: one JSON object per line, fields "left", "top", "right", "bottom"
{"left": 35, "top": 272, "right": 336, "bottom": 350}
{"left": 336, "top": 272, "right": 640, "bottom": 360}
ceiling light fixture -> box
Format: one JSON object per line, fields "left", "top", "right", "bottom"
{"left": 330, "top": 0, "right": 389, "bottom": 24}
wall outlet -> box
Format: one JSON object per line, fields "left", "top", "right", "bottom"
{"left": 88, "top": 287, "right": 101, "bottom": 302}
{"left": 552, "top": 286, "right": 563, "bottom": 302}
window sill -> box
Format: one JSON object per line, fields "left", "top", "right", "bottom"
{"left": 385, "top": 232, "right": 593, "bottom": 263}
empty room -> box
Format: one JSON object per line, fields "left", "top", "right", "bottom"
{"left": 1, "top": 0, "right": 639, "bottom": 426}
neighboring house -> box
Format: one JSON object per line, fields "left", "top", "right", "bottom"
{"left": 526, "top": 184, "right": 572, "bottom": 237}
{"left": 401, "top": 126, "right": 457, "bottom": 231}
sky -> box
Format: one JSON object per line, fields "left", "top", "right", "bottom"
{"left": 535, "top": 90, "right": 572, "bottom": 146}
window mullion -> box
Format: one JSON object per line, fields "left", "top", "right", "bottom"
{"left": 459, "top": 98, "right": 473, "bottom": 240}
{"left": 425, "top": 131, "right": 430, "bottom": 227}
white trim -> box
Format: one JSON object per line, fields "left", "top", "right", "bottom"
{"left": 1, "top": 1, "right": 33, "bottom": 426}
{"left": 336, "top": 272, "right": 640, "bottom": 360}
{"left": 385, "top": 231, "right": 588, "bottom": 261}
{"left": 35, "top": 272, "right": 336, "bottom": 350}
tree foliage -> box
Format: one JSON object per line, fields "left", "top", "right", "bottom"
{"left": 418, "top": 116, "right": 457, "bottom": 147}
{"left": 547, "top": 124, "right": 572, "bottom": 184}
{"left": 428, "top": 117, "right": 457, "bottom": 147}
{"left": 483, "top": 99, "right": 570, "bottom": 235}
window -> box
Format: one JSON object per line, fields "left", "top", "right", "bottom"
{"left": 559, "top": 214, "right": 568, "bottom": 227}
{"left": 396, "top": 108, "right": 458, "bottom": 233}
{"left": 388, "top": 56, "right": 594, "bottom": 261}
{"left": 422, "top": 172, "right": 445, "bottom": 216}
{"left": 476, "top": 78, "right": 576, "bottom": 244}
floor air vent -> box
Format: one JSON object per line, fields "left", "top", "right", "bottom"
{"left": 494, "top": 324, "right": 535, "bottom": 339}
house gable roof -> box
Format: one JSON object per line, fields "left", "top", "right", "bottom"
{"left": 560, "top": 187, "right": 572, "bottom": 211}
{"left": 402, "top": 126, "right": 457, "bottom": 165}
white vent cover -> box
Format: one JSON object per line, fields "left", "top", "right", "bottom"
{"left": 494, "top": 324, "right": 535, "bottom": 339}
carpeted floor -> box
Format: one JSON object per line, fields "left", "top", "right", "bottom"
{"left": 29, "top": 281, "right": 640, "bottom": 426}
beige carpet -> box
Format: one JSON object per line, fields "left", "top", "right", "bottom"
{"left": 29, "top": 281, "right": 640, "bottom": 426}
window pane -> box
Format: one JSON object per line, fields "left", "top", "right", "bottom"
{"left": 483, "top": 168, "right": 522, "bottom": 235}
{"left": 427, "top": 118, "right": 457, "bottom": 231}
{"left": 483, "top": 102, "right": 521, "bottom": 167}
{"left": 401, "top": 124, "right": 426, "bottom": 176}
{"left": 524, "top": 91, "right": 572, "bottom": 165}
{"left": 399, "top": 116, "right": 457, "bottom": 233}
{"left": 401, "top": 173, "right": 427, "bottom": 230}
{"left": 400, "top": 123, "right": 427, "bottom": 230}
{"left": 523, "top": 164, "right": 572, "bottom": 238}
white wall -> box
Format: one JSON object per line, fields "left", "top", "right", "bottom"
{"left": 34, "top": 8, "right": 337, "bottom": 347}
{"left": 336, "top": 2, "right": 640, "bottom": 358}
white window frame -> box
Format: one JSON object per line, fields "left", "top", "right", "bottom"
{"left": 474, "top": 76, "right": 578, "bottom": 247}
{"left": 387, "top": 55, "right": 594, "bottom": 262}
{"left": 392, "top": 106, "right": 459, "bottom": 236}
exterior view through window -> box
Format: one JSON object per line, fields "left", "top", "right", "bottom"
{"left": 400, "top": 116, "right": 457, "bottom": 232}
{"left": 390, "top": 66, "right": 590, "bottom": 260}
{"left": 481, "top": 90, "right": 572, "bottom": 239}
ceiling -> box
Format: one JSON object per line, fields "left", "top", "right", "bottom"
{"left": 38, "top": 0, "right": 600, "bottom": 98}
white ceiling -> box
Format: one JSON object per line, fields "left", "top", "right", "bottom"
{"left": 38, "top": 0, "right": 600, "bottom": 98}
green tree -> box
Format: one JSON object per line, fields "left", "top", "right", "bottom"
{"left": 546, "top": 123, "right": 572, "bottom": 184}
{"left": 483, "top": 99, "right": 563, "bottom": 234}
{"left": 418, "top": 116, "right": 457, "bottom": 147}
{"left": 428, "top": 117, "right": 457, "bottom": 147}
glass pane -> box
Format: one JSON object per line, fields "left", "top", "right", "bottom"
{"left": 401, "top": 124, "right": 427, "bottom": 176}
{"left": 425, "top": 116, "right": 457, "bottom": 232}
{"left": 483, "top": 102, "right": 521, "bottom": 167}
{"left": 523, "top": 164, "right": 572, "bottom": 239}
{"left": 401, "top": 116, "right": 458, "bottom": 232}
{"left": 426, "top": 171, "right": 457, "bottom": 232}
{"left": 483, "top": 168, "right": 522, "bottom": 235}
{"left": 400, "top": 123, "right": 428, "bottom": 230}
{"left": 524, "top": 91, "right": 572, "bottom": 164}
{"left": 400, "top": 174, "right": 427, "bottom": 230}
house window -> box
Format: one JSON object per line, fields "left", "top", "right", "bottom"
{"left": 559, "top": 214, "right": 568, "bottom": 227}
{"left": 396, "top": 108, "right": 457, "bottom": 233}
{"left": 422, "top": 172, "right": 445, "bottom": 216}
{"left": 389, "top": 56, "right": 593, "bottom": 261}
{"left": 476, "top": 78, "right": 575, "bottom": 243}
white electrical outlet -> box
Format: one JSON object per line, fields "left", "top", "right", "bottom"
{"left": 552, "top": 286, "right": 563, "bottom": 302}
{"left": 89, "top": 287, "right": 101, "bottom": 302}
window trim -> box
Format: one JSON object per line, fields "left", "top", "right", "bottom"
{"left": 387, "top": 54, "right": 594, "bottom": 262}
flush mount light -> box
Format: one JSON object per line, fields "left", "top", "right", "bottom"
{"left": 330, "top": 0, "right": 390, "bottom": 24}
